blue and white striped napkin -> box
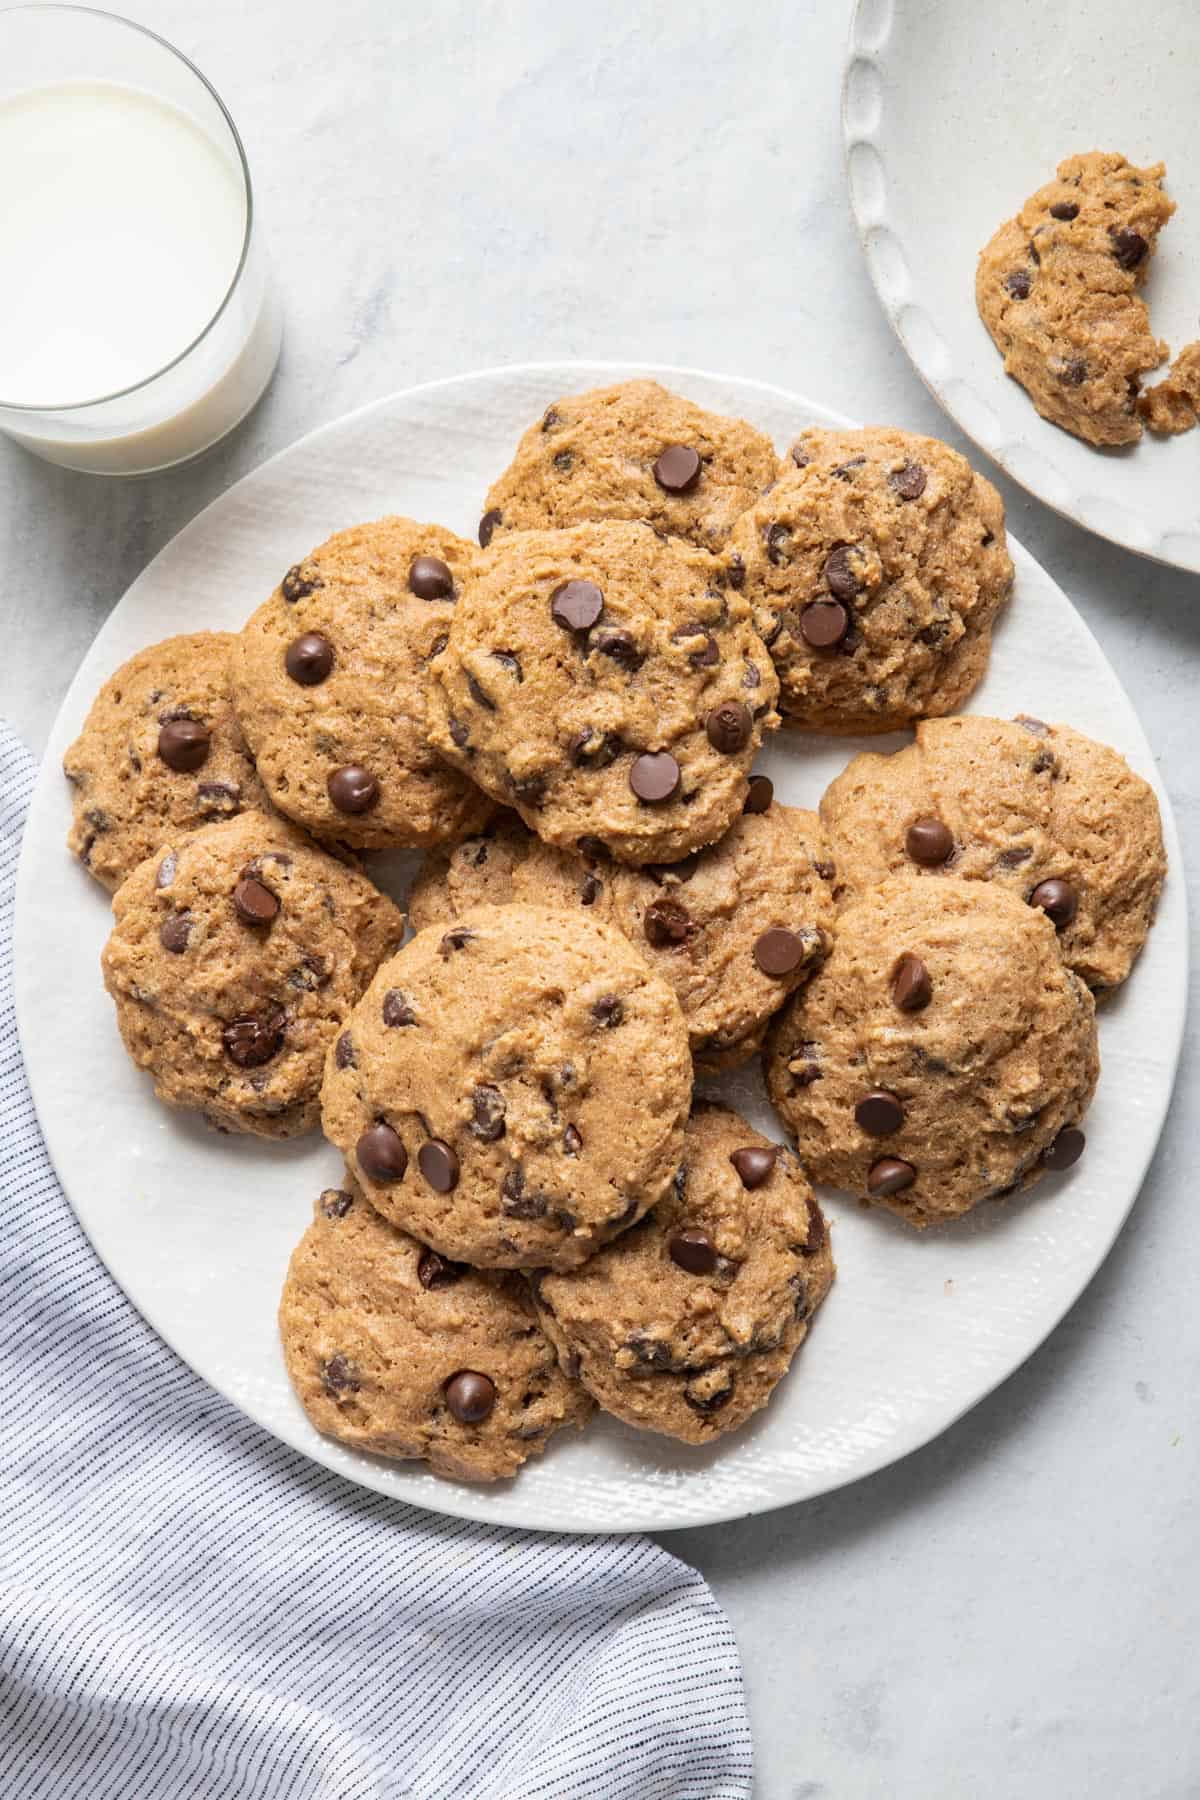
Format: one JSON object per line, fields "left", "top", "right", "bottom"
{"left": 0, "top": 723, "right": 752, "bottom": 1800}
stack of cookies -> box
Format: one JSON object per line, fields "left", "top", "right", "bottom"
{"left": 66, "top": 378, "right": 1167, "bottom": 1484}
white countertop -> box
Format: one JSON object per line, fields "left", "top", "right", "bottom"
{"left": 3, "top": 3, "right": 1196, "bottom": 1794}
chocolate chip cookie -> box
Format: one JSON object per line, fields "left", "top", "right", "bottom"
{"left": 280, "top": 1176, "right": 592, "bottom": 1481}
{"left": 426, "top": 520, "right": 779, "bottom": 864}
{"left": 725, "top": 428, "right": 1011, "bottom": 732}
{"left": 63, "top": 632, "right": 272, "bottom": 893}
{"left": 232, "top": 517, "right": 494, "bottom": 850}
{"left": 102, "top": 810, "right": 405, "bottom": 1137}
{"left": 532, "top": 1103, "right": 834, "bottom": 1444}
{"left": 410, "top": 792, "right": 837, "bottom": 1068}
{"left": 976, "top": 151, "right": 1174, "bottom": 445}
{"left": 764, "top": 877, "right": 1099, "bottom": 1228}
{"left": 819, "top": 715, "right": 1166, "bottom": 993}
{"left": 479, "top": 379, "right": 777, "bottom": 552}
{"left": 1138, "top": 339, "right": 1200, "bottom": 435}
{"left": 321, "top": 902, "right": 692, "bottom": 1269}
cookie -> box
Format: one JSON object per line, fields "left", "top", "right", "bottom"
{"left": 819, "top": 714, "right": 1166, "bottom": 994}
{"left": 63, "top": 632, "right": 272, "bottom": 893}
{"left": 1138, "top": 339, "right": 1200, "bottom": 435}
{"left": 410, "top": 794, "right": 837, "bottom": 1068}
{"left": 479, "top": 379, "right": 777, "bottom": 552}
{"left": 764, "top": 877, "right": 1099, "bottom": 1228}
{"left": 532, "top": 1103, "right": 834, "bottom": 1444}
{"left": 725, "top": 428, "right": 1011, "bottom": 732}
{"left": 102, "top": 810, "right": 404, "bottom": 1137}
{"left": 426, "top": 520, "right": 779, "bottom": 864}
{"left": 976, "top": 151, "right": 1174, "bottom": 446}
{"left": 321, "top": 902, "right": 692, "bottom": 1269}
{"left": 280, "top": 1176, "right": 592, "bottom": 1482}
{"left": 232, "top": 517, "right": 494, "bottom": 850}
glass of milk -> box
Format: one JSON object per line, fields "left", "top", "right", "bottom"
{"left": 0, "top": 6, "right": 282, "bottom": 475}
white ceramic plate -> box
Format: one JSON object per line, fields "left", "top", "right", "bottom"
{"left": 844, "top": 0, "right": 1200, "bottom": 571}
{"left": 15, "top": 362, "right": 1186, "bottom": 1533}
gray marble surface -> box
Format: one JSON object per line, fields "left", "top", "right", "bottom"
{"left": 3, "top": 3, "right": 1196, "bottom": 1795}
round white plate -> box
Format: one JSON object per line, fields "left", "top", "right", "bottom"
{"left": 16, "top": 362, "right": 1186, "bottom": 1533}
{"left": 844, "top": 0, "right": 1200, "bottom": 571}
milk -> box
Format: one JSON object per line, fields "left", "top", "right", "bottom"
{"left": 0, "top": 80, "right": 280, "bottom": 473}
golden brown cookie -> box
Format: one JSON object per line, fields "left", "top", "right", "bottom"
{"left": 280, "top": 1176, "right": 592, "bottom": 1482}
{"left": 232, "top": 517, "right": 494, "bottom": 850}
{"left": 532, "top": 1103, "right": 834, "bottom": 1444}
{"left": 63, "top": 632, "right": 272, "bottom": 893}
{"left": 102, "top": 810, "right": 404, "bottom": 1137}
{"left": 426, "top": 520, "right": 779, "bottom": 864}
{"left": 320, "top": 902, "right": 692, "bottom": 1270}
{"left": 479, "top": 379, "right": 777, "bottom": 552}
{"left": 764, "top": 878, "right": 1099, "bottom": 1228}
{"left": 819, "top": 714, "right": 1166, "bottom": 993}
{"left": 1138, "top": 339, "right": 1200, "bottom": 435}
{"left": 726, "top": 427, "right": 1011, "bottom": 732}
{"left": 976, "top": 151, "right": 1174, "bottom": 445}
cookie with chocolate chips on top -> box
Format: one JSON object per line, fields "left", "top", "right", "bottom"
{"left": 726, "top": 427, "right": 1012, "bottom": 733}
{"left": 63, "top": 632, "right": 272, "bottom": 892}
{"left": 479, "top": 379, "right": 777, "bottom": 552}
{"left": 532, "top": 1102, "right": 834, "bottom": 1445}
{"left": 321, "top": 902, "right": 692, "bottom": 1270}
{"left": 819, "top": 714, "right": 1166, "bottom": 994}
{"left": 102, "top": 809, "right": 404, "bottom": 1137}
{"left": 279, "top": 1175, "right": 592, "bottom": 1482}
{"left": 232, "top": 516, "right": 494, "bottom": 850}
{"left": 426, "top": 520, "right": 779, "bottom": 865}
{"left": 764, "top": 877, "right": 1099, "bottom": 1228}
{"left": 410, "top": 794, "right": 836, "bottom": 1069}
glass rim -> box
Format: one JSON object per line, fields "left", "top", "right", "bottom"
{"left": 0, "top": 2, "right": 254, "bottom": 415}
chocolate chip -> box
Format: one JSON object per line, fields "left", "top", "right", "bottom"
{"left": 669, "top": 1229, "right": 718, "bottom": 1274}
{"left": 824, "top": 545, "right": 861, "bottom": 601}
{"left": 320, "top": 1188, "right": 354, "bottom": 1218}
{"left": 553, "top": 449, "right": 574, "bottom": 472}
{"left": 321, "top": 1353, "right": 359, "bottom": 1395}
{"left": 856, "top": 1090, "right": 904, "bottom": 1136}
{"left": 765, "top": 522, "right": 791, "bottom": 566}
{"left": 357, "top": 1121, "right": 408, "bottom": 1182}
{"left": 382, "top": 989, "right": 416, "bottom": 1027}
{"left": 444, "top": 1370, "right": 496, "bottom": 1423}
{"left": 570, "top": 727, "right": 623, "bottom": 768}
{"left": 223, "top": 1005, "right": 285, "bottom": 1069}
{"left": 157, "top": 719, "right": 210, "bottom": 773}
{"left": 327, "top": 766, "right": 379, "bottom": 815}
{"left": 233, "top": 876, "right": 279, "bottom": 925}
{"left": 196, "top": 781, "right": 241, "bottom": 815}
{"left": 730, "top": 1145, "right": 777, "bottom": 1189}
{"left": 419, "top": 1139, "right": 459, "bottom": 1193}
{"left": 563, "top": 1123, "right": 583, "bottom": 1156}
{"left": 466, "top": 673, "right": 495, "bottom": 712}
{"left": 905, "top": 817, "right": 953, "bottom": 866}
{"left": 478, "top": 509, "right": 502, "bottom": 548}
{"left": 159, "top": 913, "right": 192, "bottom": 954}
{"left": 629, "top": 751, "right": 680, "bottom": 803}
{"left": 799, "top": 599, "right": 849, "bottom": 650}
{"left": 1057, "top": 358, "right": 1088, "bottom": 387}
{"left": 508, "top": 772, "right": 547, "bottom": 808}
{"left": 408, "top": 555, "right": 454, "bottom": 599}
{"left": 742, "top": 660, "right": 761, "bottom": 690}
{"left": 653, "top": 444, "right": 701, "bottom": 493}
{"left": 541, "top": 406, "right": 561, "bottom": 431}
{"left": 285, "top": 632, "right": 334, "bottom": 685}
{"left": 790, "top": 444, "right": 810, "bottom": 468}
{"left": 288, "top": 954, "right": 327, "bottom": 992}
{"left": 1016, "top": 714, "right": 1049, "bottom": 736}
{"left": 689, "top": 633, "right": 720, "bottom": 669}
{"left": 743, "top": 775, "right": 773, "bottom": 814}
{"left": 1049, "top": 200, "right": 1079, "bottom": 221}
{"left": 492, "top": 650, "right": 522, "bottom": 681}
{"left": 501, "top": 1168, "right": 547, "bottom": 1219}
{"left": 753, "top": 927, "right": 805, "bottom": 976}
{"left": 579, "top": 872, "right": 603, "bottom": 905}
{"left": 890, "top": 461, "right": 927, "bottom": 500}
{"left": 997, "top": 845, "right": 1033, "bottom": 869}
{"left": 704, "top": 700, "right": 752, "bottom": 755}
{"left": 591, "top": 994, "right": 624, "bottom": 1027}
{"left": 281, "top": 561, "right": 322, "bottom": 602}
{"left": 440, "top": 927, "right": 475, "bottom": 957}
{"left": 643, "top": 898, "right": 695, "bottom": 948}
{"left": 470, "top": 1085, "right": 506, "bottom": 1141}
{"left": 891, "top": 953, "right": 932, "bottom": 1013}
{"left": 802, "top": 1196, "right": 826, "bottom": 1254}
{"left": 418, "top": 1249, "right": 463, "bottom": 1290}
{"left": 867, "top": 1157, "right": 916, "bottom": 1198}
{"left": 1043, "top": 1126, "right": 1085, "bottom": 1171}
{"left": 594, "top": 629, "right": 644, "bottom": 670}
{"left": 685, "top": 1377, "right": 735, "bottom": 1416}
{"left": 834, "top": 456, "right": 866, "bottom": 481}
{"left": 448, "top": 718, "right": 470, "bottom": 749}
{"left": 334, "top": 1031, "right": 356, "bottom": 1069}
{"left": 551, "top": 578, "right": 604, "bottom": 632}
{"left": 1004, "top": 269, "right": 1032, "bottom": 299}
{"left": 1030, "top": 878, "right": 1077, "bottom": 928}
{"left": 155, "top": 851, "right": 177, "bottom": 889}
{"left": 1110, "top": 226, "right": 1148, "bottom": 270}
{"left": 814, "top": 859, "right": 835, "bottom": 881}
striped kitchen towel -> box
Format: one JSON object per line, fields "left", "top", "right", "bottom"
{"left": 0, "top": 723, "right": 752, "bottom": 1800}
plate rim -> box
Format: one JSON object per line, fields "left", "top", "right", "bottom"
{"left": 14, "top": 357, "right": 1189, "bottom": 1532}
